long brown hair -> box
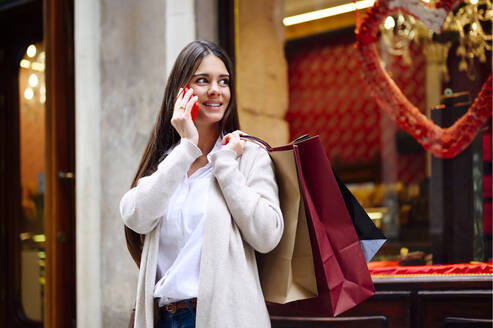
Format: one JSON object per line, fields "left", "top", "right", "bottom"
{"left": 124, "top": 40, "right": 239, "bottom": 267}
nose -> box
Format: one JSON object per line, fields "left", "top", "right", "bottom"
{"left": 208, "top": 81, "right": 219, "bottom": 96}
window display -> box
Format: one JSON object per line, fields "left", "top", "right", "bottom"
{"left": 284, "top": 0, "right": 492, "bottom": 276}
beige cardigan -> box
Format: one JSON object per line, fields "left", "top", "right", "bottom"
{"left": 120, "top": 138, "right": 284, "bottom": 328}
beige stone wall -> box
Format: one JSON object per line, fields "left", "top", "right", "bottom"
{"left": 76, "top": 0, "right": 170, "bottom": 326}
{"left": 236, "top": 0, "right": 289, "bottom": 147}
{"left": 195, "top": 0, "right": 218, "bottom": 43}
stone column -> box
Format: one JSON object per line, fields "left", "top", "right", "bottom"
{"left": 166, "top": 0, "right": 196, "bottom": 76}
{"left": 75, "top": 0, "right": 103, "bottom": 326}
{"left": 99, "top": 1, "right": 170, "bottom": 327}
{"left": 76, "top": 0, "right": 169, "bottom": 327}
{"left": 236, "top": 0, "right": 289, "bottom": 146}
{"left": 195, "top": 0, "right": 218, "bottom": 43}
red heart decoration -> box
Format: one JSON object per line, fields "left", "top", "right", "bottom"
{"left": 356, "top": 0, "right": 492, "bottom": 158}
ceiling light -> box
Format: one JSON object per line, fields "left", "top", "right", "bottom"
{"left": 31, "top": 62, "right": 45, "bottom": 72}
{"left": 283, "top": 0, "right": 375, "bottom": 26}
{"left": 39, "top": 51, "right": 46, "bottom": 63}
{"left": 384, "top": 16, "right": 396, "bottom": 29}
{"left": 27, "top": 44, "right": 37, "bottom": 58}
{"left": 24, "top": 88, "right": 34, "bottom": 100}
{"left": 29, "top": 74, "right": 39, "bottom": 87}
{"left": 20, "top": 59, "right": 31, "bottom": 69}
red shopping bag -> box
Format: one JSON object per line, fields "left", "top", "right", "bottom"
{"left": 265, "top": 135, "right": 375, "bottom": 316}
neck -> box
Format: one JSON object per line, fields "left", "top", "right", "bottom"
{"left": 196, "top": 122, "right": 220, "bottom": 155}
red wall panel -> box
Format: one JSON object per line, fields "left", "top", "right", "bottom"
{"left": 286, "top": 32, "right": 427, "bottom": 184}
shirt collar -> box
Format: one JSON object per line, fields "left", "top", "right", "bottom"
{"left": 163, "top": 134, "right": 224, "bottom": 160}
{"left": 206, "top": 136, "right": 224, "bottom": 163}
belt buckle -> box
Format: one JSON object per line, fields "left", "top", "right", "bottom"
{"left": 164, "top": 303, "right": 177, "bottom": 314}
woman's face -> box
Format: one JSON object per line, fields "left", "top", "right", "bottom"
{"left": 188, "top": 54, "right": 231, "bottom": 126}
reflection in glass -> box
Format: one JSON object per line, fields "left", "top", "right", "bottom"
{"left": 19, "top": 42, "right": 45, "bottom": 322}
{"left": 284, "top": 4, "right": 491, "bottom": 274}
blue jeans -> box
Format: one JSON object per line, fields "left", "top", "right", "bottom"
{"left": 156, "top": 300, "right": 196, "bottom": 328}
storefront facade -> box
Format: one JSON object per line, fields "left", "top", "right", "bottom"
{"left": 1, "top": 0, "right": 491, "bottom": 327}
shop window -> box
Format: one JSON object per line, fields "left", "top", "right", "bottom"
{"left": 283, "top": 0, "right": 491, "bottom": 276}
{"left": 18, "top": 41, "right": 46, "bottom": 322}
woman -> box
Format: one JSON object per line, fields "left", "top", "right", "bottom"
{"left": 120, "top": 40, "right": 284, "bottom": 328}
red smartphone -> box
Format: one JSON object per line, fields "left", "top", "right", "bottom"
{"left": 182, "top": 86, "right": 199, "bottom": 122}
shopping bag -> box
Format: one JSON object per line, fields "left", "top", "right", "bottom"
{"left": 333, "top": 172, "right": 386, "bottom": 263}
{"left": 244, "top": 135, "right": 380, "bottom": 316}
{"left": 248, "top": 136, "right": 318, "bottom": 304}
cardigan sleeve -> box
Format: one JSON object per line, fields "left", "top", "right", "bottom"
{"left": 120, "top": 139, "right": 202, "bottom": 234}
{"left": 210, "top": 145, "right": 284, "bottom": 253}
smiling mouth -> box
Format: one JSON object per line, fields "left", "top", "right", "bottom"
{"left": 203, "top": 102, "right": 223, "bottom": 109}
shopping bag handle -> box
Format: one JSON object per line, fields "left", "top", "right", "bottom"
{"left": 240, "top": 135, "right": 273, "bottom": 151}
{"left": 240, "top": 134, "right": 311, "bottom": 151}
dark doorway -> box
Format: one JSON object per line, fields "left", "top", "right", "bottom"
{"left": 0, "top": 0, "right": 76, "bottom": 327}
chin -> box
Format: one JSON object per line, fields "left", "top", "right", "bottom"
{"left": 196, "top": 114, "right": 224, "bottom": 126}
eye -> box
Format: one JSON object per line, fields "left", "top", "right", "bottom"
{"left": 195, "top": 77, "right": 208, "bottom": 84}
{"left": 219, "top": 78, "right": 230, "bottom": 86}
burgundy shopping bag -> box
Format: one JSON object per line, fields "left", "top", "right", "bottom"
{"left": 251, "top": 135, "right": 375, "bottom": 317}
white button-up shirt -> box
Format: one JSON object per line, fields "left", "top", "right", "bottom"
{"left": 153, "top": 137, "right": 223, "bottom": 306}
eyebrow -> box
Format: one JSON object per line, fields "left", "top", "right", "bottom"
{"left": 192, "top": 73, "right": 230, "bottom": 78}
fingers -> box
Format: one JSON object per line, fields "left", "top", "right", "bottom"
{"left": 222, "top": 134, "right": 231, "bottom": 145}
{"left": 171, "top": 87, "right": 199, "bottom": 144}
{"left": 231, "top": 131, "right": 241, "bottom": 143}
{"left": 231, "top": 131, "right": 247, "bottom": 145}
{"left": 223, "top": 130, "right": 246, "bottom": 144}
{"left": 175, "top": 88, "right": 193, "bottom": 110}
{"left": 182, "top": 87, "right": 193, "bottom": 104}
{"left": 174, "top": 87, "right": 197, "bottom": 120}
{"left": 174, "top": 88, "right": 185, "bottom": 113}
{"left": 184, "top": 95, "right": 198, "bottom": 118}
{"left": 222, "top": 132, "right": 237, "bottom": 145}
{"left": 222, "top": 130, "right": 246, "bottom": 157}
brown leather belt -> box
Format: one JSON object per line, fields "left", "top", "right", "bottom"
{"left": 161, "top": 298, "right": 197, "bottom": 314}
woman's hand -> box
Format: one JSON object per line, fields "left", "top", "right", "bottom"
{"left": 171, "top": 88, "right": 199, "bottom": 145}
{"left": 222, "top": 130, "right": 246, "bottom": 158}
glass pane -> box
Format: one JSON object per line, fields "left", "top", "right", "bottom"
{"left": 18, "top": 42, "right": 45, "bottom": 321}
{"left": 283, "top": 0, "right": 491, "bottom": 276}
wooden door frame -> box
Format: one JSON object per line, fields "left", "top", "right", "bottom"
{"left": 0, "top": 0, "right": 75, "bottom": 327}
{"left": 44, "top": 0, "right": 76, "bottom": 327}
